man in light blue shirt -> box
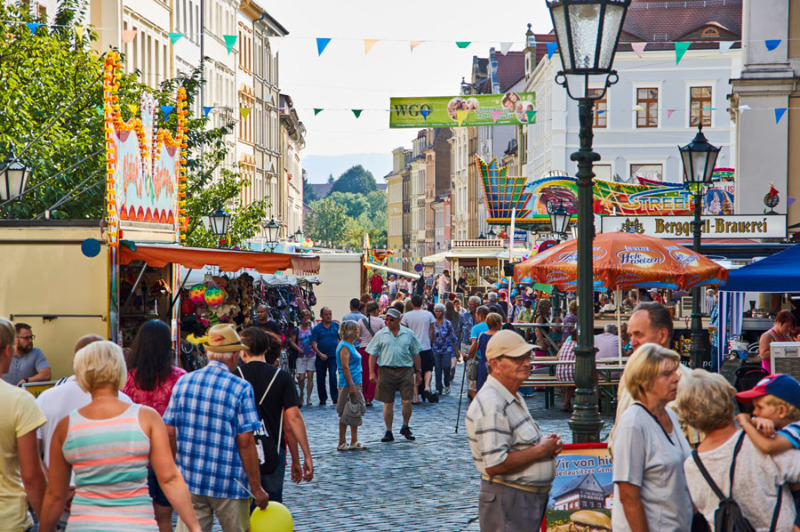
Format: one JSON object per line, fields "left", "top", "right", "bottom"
{"left": 367, "top": 308, "right": 422, "bottom": 443}
{"left": 342, "top": 298, "right": 366, "bottom": 347}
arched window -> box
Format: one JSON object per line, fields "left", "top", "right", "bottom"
{"left": 702, "top": 27, "right": 720, "bottom": 39}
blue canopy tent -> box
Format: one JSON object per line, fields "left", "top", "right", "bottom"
{"left": 716, "top": 243, "right": 800, "bottom": 370}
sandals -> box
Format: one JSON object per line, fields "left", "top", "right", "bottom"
{"left": 337, "top": 443, "right": 350, "bottom": 451}
{"left": 349, "top": 442, "right": 367, "bottom": 451}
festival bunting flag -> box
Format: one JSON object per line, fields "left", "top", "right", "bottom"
{"left": 121, "top": 30, "right": 137, "bottom": 43}
{"left": 421, "top": 109, "right": 431, "bottom": 121}
{"left": 775, "top": 108, "right": 787, "bottom": 124}
{"left": 410, "top": 40, "right": 423, "bottom": 52}
{"left": 314, "top": 108, "right": 323, "bottom": 116}
{"left": 160, "top": 105, "right": 175, "bottom": 121}
{"left": 456, "top": 41, "right": 471, "bottom": 49}
{"left": 240, "top": 108, "right": 251, "bottom": 120}
{"left": 766, "top": 39, "right": 781, "bottom": 51}
{"left": 168, "top": 32, "right": 184, "bottom": 44}
{"left": 352, "top": 109, "right": 363, "bottom": 118}
{"left": 128, "top": 104, "right": 138, "bottom": 115}
{"left": 75, "top": 25, "right": 84, "bottom": 40}
{"left": 316, "top": 37, "right": 331, "bottom": 56}
{"left": 631, "top": 42, "right": 646, "bottom": 58}
{"left": 667, "top": 109, "right": 676, "bottom": 119}
{"left": 675, "top": 42, "right": 691, "bottom": 64}
{"left": 224, "top": 34, "right": 237, "bottom": 54}
{"left": 546, "top": 42, "right": 558, "bottom": 59}
{"left": 456, "top": 110, "right": 469, "bottom": 127}
{"left": 203, "top": 106, "right": 214, "bottom": 117}
{"left": 26, "top": 23, "right": 43, "bottom": 35}
{"left": 719, "top": 41, "right": 735, "bottom": 53}
{"left": 364, "top": 39, "right": 378, "bottom": 54}
{"left": 491, "top": 110, "right": 503, "bottom": 123}
{"left": 268, "top": 36, "right": 283, "bottom": 53}
{"left": 500, "top": 42, "right": 513, "bottom": 55}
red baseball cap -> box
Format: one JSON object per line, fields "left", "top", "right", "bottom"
{"left": 736, "top": 373, "right": 800, "bottom": 411}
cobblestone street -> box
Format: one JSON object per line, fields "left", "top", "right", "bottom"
{"left": 281, "top": 364, "right": 614, "bottom": 532}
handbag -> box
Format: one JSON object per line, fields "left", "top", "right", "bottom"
{"left": 467, "top": 359, "right": 478, "bottom": 380}
{"left": 238, "top": 367, "right": 283, "bottom": 475}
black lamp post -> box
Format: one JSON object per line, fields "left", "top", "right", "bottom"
{"left": 547, "top": 0, "right": 630, "bottom": 443}
{"left": 263, "top": 217, "right": 280, "bottom": 252}
{"left": 209, "top": 207, "right": 231, "bottom": 248}
{"left": 679, "top": 125, "right": 720, "bottom": 369}
{"left": 0, "top": 147, "right": 32, "bottom": 207}
{"left": 548, "top": 199, "right": 573, "bottom": 321}
{"left": 294, "top": 228, "right": 304, "bottom": 244}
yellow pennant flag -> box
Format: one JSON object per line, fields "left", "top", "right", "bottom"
{"left": 75, "top": 25, "right": 84, "bottom": 40}
{"left": 364, "top": 39, "right": 379, "bottom": 54}
{"left": 456, "top": 110, "right": 469, "bottom": 127}
{"left": 632, "top": 105, "right": 646, "bottom": 112}
{"left": 410, "top": 40, "right": 423, "bottom": 52}
{"left": 240, "top": 107, "right": 251, "bottom": 120}
{"left": 128, "top": 104, "right": 138, "bottom": 115}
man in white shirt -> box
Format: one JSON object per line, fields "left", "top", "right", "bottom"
{"left": 594, "top": 323, "right": 620, "bottom": 361}
{"left": 437, "top": 270, "right": 451, "bottom": 303}
{"left": 400, "top": 294, "right": 436, "bottom": 402}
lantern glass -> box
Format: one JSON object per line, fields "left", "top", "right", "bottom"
{"left": 264, "top": 218, "right": 280, "bottom": 246}
{"left": 209, "top": 207, "right": 231, "bottom": 236}
{"left": 1, "top": 151, "right": 31, "bottom": 202}
{"left": 679, "top": 126, "right": 720, "bottom": 187}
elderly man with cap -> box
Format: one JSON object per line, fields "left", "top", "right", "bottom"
{"left": 366, "top": 307, "right": 422, "bottom": 443}
{"left": 163, "top": 324, "right": 268, "bottom": 531}
{"left": 466, "top": 330, "right": 563, "bottom": 531}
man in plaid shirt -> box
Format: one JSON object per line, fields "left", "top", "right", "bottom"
{"left": 165, "top": 324, "right": 268, "bottom": 532}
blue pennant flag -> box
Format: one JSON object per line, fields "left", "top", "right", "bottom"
{"left": 202, "top": 106, "right": 214, "bottom": 117}
{"left": 26, "top": 23, "right": 43, "bottom": 35}
{"left": 546, "top": 42, "right": 558, "bottom": 60}
{"left": 420, "top": 109, "right": 430, "bottom": 120}
{"left": 316, "top": 38, "right": 331, "bottom": 56}
{"left": 766, "top": 39, "right": 781, "bottom": 51}
{"left": 775, "top": 108, "right": 787, "bottom": 124}
{"left": 160, "top": 105, "right": 175, "bottom": 121}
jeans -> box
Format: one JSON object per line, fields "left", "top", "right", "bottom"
{"left": 316, "top": 355, "right": 338, "bottom": 403}
{"left": 257, "top": 446, "right": 286, "bottom": 505}
{"left": 433, "top": 351, "right": 451, "bottom": 393}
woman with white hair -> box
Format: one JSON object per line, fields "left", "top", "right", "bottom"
{"left": 611, "top": 343, "right": 692, "bottom": 532}
{"left": 335, "top": 321, "right": 366, "bottom": 451}
{"left": 39, "top": 341, "right": 200, "bottom": 532}
{"left": 432, "top": 303, "right": 459, "bottom": 396}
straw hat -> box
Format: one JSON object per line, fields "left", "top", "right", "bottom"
{"left": 205, "top": 324, "right": 248, "bottom": 353}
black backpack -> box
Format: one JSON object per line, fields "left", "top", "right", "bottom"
{"left": 691, "top": 432, "right": 781, "bottom": 532}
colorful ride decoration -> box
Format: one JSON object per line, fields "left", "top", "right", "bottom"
{"left": 103, "top": 50, "right": 187, "bottom": 248}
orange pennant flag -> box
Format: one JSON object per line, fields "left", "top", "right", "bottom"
{"left": 364, "top": 39, "right": 379, "bottom": 54}
{"left": 410, "top": 41, "right": 423, "bottom": 52}
{"left": 121, "top": 30, "right": 137, "bottom": 44}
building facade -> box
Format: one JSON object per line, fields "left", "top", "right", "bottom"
{"left": 386, "top": 148, "right": 410, "bottom": 267}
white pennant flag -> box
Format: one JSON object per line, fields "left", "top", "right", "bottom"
{"left": 265, "top": 161, "right": 274, "bottom": 171}
{"left": 500, "top": 42, "right": 513, "bottom": 55}
{"left": 268, "top": 36, "right": 283, "bottom": 54}
{"left": 719, "top": 41, "right": 735, "bottom": 54}
{"left": 738, "top": 104, "right": 751, "bottom": 113}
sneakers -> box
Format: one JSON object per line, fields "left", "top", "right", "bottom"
{"left": 319, "top": 401, "right": 326, "bottom": 406}
{"left": 399, "top": 426, "right": 416, "bottom": 441}
{"left": 381, "top": 430, "right": 394, "bottom": 442}
{"left": 444, "top": 386, "right": 450, "bottom": 395}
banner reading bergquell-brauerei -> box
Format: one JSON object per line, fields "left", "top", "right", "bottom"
{"left": 389, "top": 91, "right": 537, "bottom": 128}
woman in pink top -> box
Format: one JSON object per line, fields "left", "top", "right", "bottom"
{"left": 759, "top": 309, "right": 797, "bottom": 373}
{"left": 122, "top": 320, "right": 186, "bottom": 532}
{"left": 357, "top": 302, "right": 385, "bottom": 407}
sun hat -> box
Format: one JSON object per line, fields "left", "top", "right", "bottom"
{"left": 204, "top": 324, "right": 248, "bottom": 353}
{"left": 485, "top": 330, "right": 536, "bottom": 360}
{"left": 736, "top": 373, "right": 800, "bottom": 410}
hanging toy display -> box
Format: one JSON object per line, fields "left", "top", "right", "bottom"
{"left": 189, "top": 284, "right": 207, "bottom": 304}
{"left": 204, "top": 285, "right": 227, "bottom": 307}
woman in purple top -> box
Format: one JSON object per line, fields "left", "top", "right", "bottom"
{"left": 561, "top": 301, "right": 578, "bottom": 344}
{"left": 289, "top": 310, "right": 316, "bottom": 406}
{"left": 432, "top": 304, "right": 459, "bottom": 396}
{"left": 476, "top": 313, "right": 503, "bottom": 392}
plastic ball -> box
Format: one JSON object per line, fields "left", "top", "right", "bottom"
{"left": 204, "top": 286, "right": 227, "bottom": 307}
{"left": 189, "top": 284, "right": 207, "bottom": 304}
{"left": 251, "top": 502, "right": 293, "bottom": 532}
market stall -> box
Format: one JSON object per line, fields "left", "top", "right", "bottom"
{"left": 423, "top": 240, "right": 528, "bottom": 292}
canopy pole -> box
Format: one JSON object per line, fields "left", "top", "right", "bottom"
{"left": 121, "top": 262, "right": 149, "bottom": 314}
{"left": 617, "top": 288, "right": 622, "bottom": 365}
{"left": 167, "top": 268, "right": 194, "bottom": 317}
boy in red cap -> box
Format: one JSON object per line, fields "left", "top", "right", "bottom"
{"left": 736, "top": 373, "right": 800, "bottom": 531}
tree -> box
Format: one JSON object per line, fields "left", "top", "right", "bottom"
{"left": 328, "top": 165, "right": 377, "bottom": 195}
{"left": 326, "top": 191, "right": 369, "bottom": 219}
{"left": 327, "top": 173, "right": 334, "bottom": 184}
{"left": 305, "top": 198, "right": 350, "bottom": 243}
{"left": 302, "top": 170, "right": 317, "bottom": 202}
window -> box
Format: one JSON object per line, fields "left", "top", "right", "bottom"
{"left": 690, "top": 86, "right": 712, "bottom": 127}
{"left": 701, "top": 27, "right": 719, "bottom": 39}
{"left": 589, "top": 89, "right": 607, "bottom": 128}
{"left": 630, "top": 163, "right": 663, "bottom": 182}
{"left": 636, "top": 88, "right": 658, "bottom": 128}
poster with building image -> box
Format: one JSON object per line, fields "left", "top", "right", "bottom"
{"left": 542, "top": 443, "right": 613, "bottom": 532}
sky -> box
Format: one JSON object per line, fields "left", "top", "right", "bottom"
{"left": 264, "top": 0, "right": 554, "bottom": 181}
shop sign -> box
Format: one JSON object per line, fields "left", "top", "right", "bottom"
{"left": 599, "top": 215, "right": 787, "bottom": 239}
{"left": 389, "top": 91, "right": 537, "bottom": 128}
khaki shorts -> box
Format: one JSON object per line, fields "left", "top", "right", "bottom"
{"left": 375, "top": 366, "right": 414, "bottom": 403}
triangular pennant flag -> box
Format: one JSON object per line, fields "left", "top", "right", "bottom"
{"left": 500, "top": 42, "right": 513, "bottom": 55}
{"left": 631, "top": 42, "right": 646, "bottom": 58}
{"left": 121, "top": 30, "right": 137, "bottom": 44}
{"left": 160, "top": 105, "right": 175, "bottom": 120}
{"left": 75, "top": 25, "right": 84, "bottom": 40}
{"left": 667, "top": 109, "right": 676, "bottom": 119}
{"left": 526, "top": 110, "right": 537, "bottom": 123}
{"left": 719, "top": 41, "right": 734, "bottom": 54}
{"left": 766, "top": 39, "right": 781, "bottom": 51}
{"left": 364, "top": 39, "right": 378, "bottom": 54}
{"left": 455, "top": 41, "right": 471, "bottom": 49}
{"left": 267, "top": 36, "right": 283, "bottom": 54}
{"left": 313, "top": 108, "right": 323, "bottom": 116}
{"left": 26, "top": 23, "right": 43, "bottom": 35}
{"left": 456, "top": 110, "right": 469, "bottom": 127}
{"left": 203, "top": 106, "right": 213, "bottom": 117}
{"left": 127, "top": 104, "right": 138, "bottom": 115}
{"left": 421, "top": 109, "right": 431, "bottom": 121}
{"left": 240, "top": 107, "right": 251, "bottom": 120}
{"left": 546, "top": 42, "right": 558, "bottom": 59}
{"left": 675, "top": 41, "right": 691, "bottom": 64}
{"left": 168, "top": 32, "right": 184, "bottom": 44}
{"left": 788, "top": 196, "right": 796, "bottom": 208}
{"left": 738, "top": 104, "right": 751, "bottom": 113}
{"left": 702, "top": 106, "right": 716, "bottom": 111}
{"left": 352, "top": 109, "right": 363, "bottom": 118}
{"left": 632, "top": 105, "right": 646, "bottom": 112}
{"left": 266, "top": 93, "right": 273, "bottom": 104}
{"left": 95, "top": 105, "right": 104, "bottom": 116}
{"left": 316, "top": 37, "right": 331, "bottom": 56}
{"left": 265, "top": 161, "right": 274, "bottom": 172}
{"left": 410, "top": 40, "right": 423, "bottom": 52}
{"left": 491, "top": 110, "right": 503, "bottom": 123}
{"left": 223, "top": 34, "right": 237, "bottom": 54}
{"left": 775, "top": 108, "right": 787, "bottom": 124}
{"left": 597, "top": 110, "right": 606, "bottom": 114}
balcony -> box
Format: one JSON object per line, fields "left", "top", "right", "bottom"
{"left": 451, "top": 239, "right": 504, "bottom": 249}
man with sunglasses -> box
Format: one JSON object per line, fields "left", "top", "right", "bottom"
{"left": 2, "top": 323, "right": 50, "bottom": 386}
{"left": 367, "top": 307, "right": 422, "bottom": 443}
{"left": 466, "top": 330, "right": 563, "bottom": 531}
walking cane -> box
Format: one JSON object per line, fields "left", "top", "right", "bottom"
{"left": 454, "top": 358, "right": 469, "bottom": 433}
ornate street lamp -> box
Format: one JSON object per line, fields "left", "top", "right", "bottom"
{"left": 547, "top": 0, "right": 631, "bottom": 443}
{"left": 487, "top": 226, "right": 497, "bottom": 239}
{"left": 293, "top": 228, "right": 304, "bottom": 244}
{"left": 548, "top": 199, "right": 573, "bottom": 321}
{"left": 208, "top": 207, "right": 231, "bottom": 247}
{"left": 679, "top": 125, "right": 720, "bottom": 369}
{"left": 263, "top": 217, "right": 280, "bottom": 252}
{"left": 0, "top": 148, "right": 32, "bottom": 203}
{"left": 477, "top": 232, "right": 487, "bottom": 240}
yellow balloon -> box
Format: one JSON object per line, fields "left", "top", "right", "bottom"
{"left": 251, "top": 502, "right": 293, "bottom": 532}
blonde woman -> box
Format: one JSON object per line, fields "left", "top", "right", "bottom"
{"left": 335, "top": 321, "right": 366, "bottom": 451}
{"left": 39, "top": 341, "right": 200, "bottom": 532}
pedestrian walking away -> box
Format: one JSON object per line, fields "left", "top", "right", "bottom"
{"left": 400, "top": 295, "right": 436, "bottom": 403}
{"left": 466, "top": 330, "right": 563, "bottom": 532}
{"left": 311, "top": 307, "right": 340, "bottom": 406}
{"left": 366, "top": 308, "right": 422, "bottom": 443}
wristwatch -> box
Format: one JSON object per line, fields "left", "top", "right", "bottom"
{"left": 414, "top": 369, "right": 421, "bottom": 373}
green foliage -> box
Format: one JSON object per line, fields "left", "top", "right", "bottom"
{"left": 328, "top": 164, "right": 377, "bottom": 195}
{"left": 326, "top": 191, "right": 369, "bottom": 219}
{"left": 302, "top": 170, "right": 318, "bottom": 202}
{"left": 305, "top": 198, "right": 350, "bottom": 243}
{"left": 306, "top": 189, "right": 387, "bottom": 249}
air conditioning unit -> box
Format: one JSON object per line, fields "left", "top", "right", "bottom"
{"left": 771, "top": 342, "right": 800, "bottom": 380}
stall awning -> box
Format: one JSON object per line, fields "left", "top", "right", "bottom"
{"left": 120, "top": 244, "right": 300, "bottom": 274}
{"left": 364, "top": 262, "right": 421, "bottom": 279}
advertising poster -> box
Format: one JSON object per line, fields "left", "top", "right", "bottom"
{"left": 542, "top": 443, "right": 613, "bottom": 532}
{"left": 594, "top": 179, "right": 735, "bottom": 216}
{"left": 390, "top": 91, "right": 536, "bottom": 128}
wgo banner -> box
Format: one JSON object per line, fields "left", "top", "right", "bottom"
{"left": 389, "top": 91, "right": 537, "bottom": 128}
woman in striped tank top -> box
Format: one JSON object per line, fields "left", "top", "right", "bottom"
{"left": 38, "top": 341, "right": 200, "bottom": 532}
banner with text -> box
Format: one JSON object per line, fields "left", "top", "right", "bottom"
{"left": 599, "top": 215, "right": 787, "bottom": 239}
{"left": 390, "top": 91, "right": 537, "bottom": 128}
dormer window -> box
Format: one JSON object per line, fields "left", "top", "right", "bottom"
{"left": 701, "top": 27, "right": 720, "bottom": 39}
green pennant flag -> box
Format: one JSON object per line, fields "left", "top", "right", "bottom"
{"left": 456, "top": 41, "right": 471, "bottom": 49}
{"left": 224, "top": 34, "right": 238, "bottom": 54}
{"left": 95, "top": 105, "right": 104, "bottom": 116}
{"left": 675, "top": 42, "right": 691, "bottom": 64}
{"left": 168, "top": 32, "right": 184, "bottom": 44}
{"left": 352, "top": 109, "right": 363, "bottom": 118}
{"left": 314, "top": 108, "right": 323, "bottom": 116}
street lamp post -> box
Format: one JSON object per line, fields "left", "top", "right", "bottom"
{"left": 208, "top": 207, "right": 231, "bottom": 248}
{"left": 548, "top": 199, "right": 573, "bottom": 320}
{"left": 294, "top": 228, "right": 304, "bottom": 244}
{"left": 263, "top": 217, "right": 280, "bottom": 252}
{"left": 547, "top": 0, "right": 630, "bottom": 443}
{"left": 0, "top": 148, "right": 33, "bottom": 214}
{"left": 679, "top": 125, "right": 720, "bottom": 369}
